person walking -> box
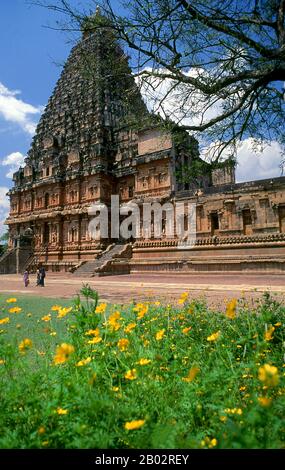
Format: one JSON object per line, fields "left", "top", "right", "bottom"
{"left": 40, "top": 266, "right": 46, "bottom": 287}
{"left": 36, "top": 268, "right": 41, "bottom": 286}
{"left": 23, "top": 270, "right": 29, "bottom": 288}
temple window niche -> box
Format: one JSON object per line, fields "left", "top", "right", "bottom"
{"left": 210, "top": 212, "right": 219, "bottom": 235}
{"left": 242, "top": 209, "right": 253, "bottom": 235}
{"left": 44, "top": 193, "right": 50, "bottom": 209}
{"left": 69, "top": 226, "right": 77, "bottom": 243}
{"left": 70, "top": 190, "right": 76, "bottom": 203}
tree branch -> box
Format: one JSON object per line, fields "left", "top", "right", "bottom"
{"left": 178, "top": 0, "right": 280, "bottom": 58}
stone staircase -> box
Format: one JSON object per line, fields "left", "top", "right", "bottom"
{"left": 0, "top": 248, "right": 16, "bottom": 274}
{"left": 0, "top": 245, "right": 34, "bottom": 274}
{"left": 73, "top": 243, "right": 132, "bottom": 277}
{"left": 22, "top": 245, "right": 48, "bottom": 273}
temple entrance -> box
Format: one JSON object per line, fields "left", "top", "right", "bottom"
{"left": 279, "top": 206, "right": 285, "bottom": 233}
{"left": 210, "top": 212, "right": 219, "bottom": 235}
{"left": 43, "top": 223, "right": 50, "bottom": 245}
{"left": 242, "top": 209, "right": 253, "bottom": 235}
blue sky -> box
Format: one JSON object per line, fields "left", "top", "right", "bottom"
{"left": 0, "top": 0, "right": 283, "bottom": 235}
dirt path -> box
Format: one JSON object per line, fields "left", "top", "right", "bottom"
{"left": 1, "top": 273, "right": 284, "bottom": 307}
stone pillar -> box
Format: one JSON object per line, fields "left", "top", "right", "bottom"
{"left": 15, "top": 236, "right": 20, "bottom": 274}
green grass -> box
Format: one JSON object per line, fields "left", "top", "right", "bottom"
{"left": 0, "top": 293, "right": 73, "bottom": 346}
{"left": 0, "top": 289, "right": 284, "bottom": 449}
{"left": 0, "top": 293, "right": 72, "bottom": 314}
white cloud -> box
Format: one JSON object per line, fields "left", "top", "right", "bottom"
{"left": 200, "top": 138, "right": 284, "bottom": 182}
{"left": 0, "top": 82, "right": 42, "bottom": 135}
{"left": 1, "top": 151, "right": 26, "bottom": 179}
{"left": 0, "top": 186, "right": 9, "bottom": 236}
{"left": 0, "top": 187, "right": 9, "bottom": 209}
{"left": 235, "top": 139, "right": 284, "bottom": 182}
{"left": 137, "top": 67, "right": 222, "bottom": 127}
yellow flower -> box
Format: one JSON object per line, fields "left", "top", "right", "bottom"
{"left": 112, "top": 386, "right": 119, "bottom": 392}
{"left": 95, "top": 303, "right": 107, "bottom": 314}
{"left": 264, "top": 325, "right": 275, "bottom": 341}
{"left": 0, "top": 359, "right": 5, "bottom": 365}
{"left": 19, "top": 338, "right": 33, "bottom": 353}
{"left": 53, "top": 343, "right": 74, "bottom": 365}
{"left": 124, "top": 323, "right": 136, "bottom": 334}
{"left": 201, "top": 437, "right": 218, "bottom": 448}
{"left": 50, "top": 331, "right": 57, "bottom": 336}
{"left": 134, "top": 303, "right": 148, "bottom": 319}
{"left": 85, "top": 328, "right": 100, "bottom": 337}
{"left": 178, "top": 292, "right": 189, "bottom": 305}
{"left": 51, "top": 305, "right": 61, "bottom": 311}
{"left": 154, "top": 301, "right": 161, "bottom": 306}
{"left": 118, "top": 338, "right": 130, "bottom": 352}
{"left": 219, "top": 416, "right": 227, "bottom": 423}
{"left": 226, "top": 298, "right": 237, "bottom": 319}
{"left": 274, "top": 322, "right": 282, "bottom": 327}
{"left": 133, "top": 303, "right": 144, "bottom": 312}
{"left": 136, "top": 358, "right": 152, "bottom": 366}
{"left": 56, "top": 408, "right": 68, "bottom": 415}
{"left": 125, "top": 369, "right": 137, "bottom": 380}
{"left": 155, "top": 329, "right": 165, "bottom": 341}
{"left": 41, "top": 314, "right": 51, "bottom": 322}
{"left": 124, "top": 419, "right": 145, "bottom": 430}
{"left": 207, "top": 331, "right": 220, "bottom": 342}
{"left": 258, "top": 396, "right": 272, "bottom": 407}
{"left": 258, "top": 364, "right": 279, "bottom": 387}
{"left": 137, "top": 306, "right": 148, "bottom": 319}
{"left": 87, "top": 337, "right": 102, "bottom": 344}
{"left": 210, "top": 438, "right": 218, "bottom": 448}
{"left": 182, "top": 366, "right": 200, "bottom": 382}
{"left": 182, "top": 326, "right": 191, "bottom": 334}
{"left": 107, "top": 311, "right": 121, "bottom": 331}
{"left": 6, "top": 298, "right": 17, "bottom": 303}
{"left": 76, "top": 357, "right": 92, "bottom": 367}
{"left": 57, "top": 307, "right": 72, "bottom": 318}
{"left": 0, "top": 317, "right": 10, "bottom": 325}
{"left": 38, "top": 426, "right": 46, "bottom": 435}
{"left": 224, "top": 408, "right": 243, "bottom": 415}
{"left": 9, "top": 307, "right": 22, "bottom": 314}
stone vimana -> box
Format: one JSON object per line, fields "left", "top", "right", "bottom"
{"left": 1, "top": 10, "right": 285, "bottom": 276}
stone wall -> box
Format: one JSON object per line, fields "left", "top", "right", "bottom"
{"left": 131, "top": 234, "right": 285, "bottom": 273}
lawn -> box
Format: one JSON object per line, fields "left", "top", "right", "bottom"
{"left": 0, "top": 294, "right": 73, "bottom": 346}
{"left": 0, "top": 287, "right": 284, "bottom": 449}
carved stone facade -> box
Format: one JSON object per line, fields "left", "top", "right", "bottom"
{"left": 3, "top": 13, "right": 285, "bottom": 274}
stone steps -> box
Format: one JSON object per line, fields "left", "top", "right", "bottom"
{"left": 73, "top": 243, "right": 127, "bottom": 277}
